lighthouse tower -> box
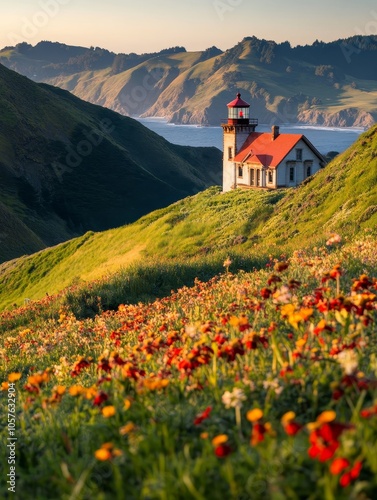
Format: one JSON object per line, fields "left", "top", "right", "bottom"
{"left": 222, "top": 93, "right": 258, "bottom": 192}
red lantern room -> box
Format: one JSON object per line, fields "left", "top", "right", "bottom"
{"left": 227, "top": 93, "right": 250, "bottom": 125}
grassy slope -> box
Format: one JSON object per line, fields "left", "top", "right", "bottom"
{"left": 0, "top": 125, "right": 376, "bottom": 310}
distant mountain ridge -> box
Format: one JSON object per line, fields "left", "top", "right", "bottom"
{"left": 0, "top": 37, "right": 376, "bottom": 127}
{"left": 0, "top": 63, "right": 221, "bottom": 263}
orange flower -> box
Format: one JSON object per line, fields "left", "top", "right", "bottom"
{"left": 94, "top": 442, "right": 122, "bottom": 461}
{"left": 212, "top": 434, "right": 228, "bottom": 446}
{"left": 247, "top": 408, "right": 263, "bottom": 422}
{"left": 69, "top": 385, "right": 84, "bottom": 397}
{"left": 8, "top": 372, "right": 22, "bottom": 382}
{"left": 102, "top": 406, "right": 116, "bottom": 418}
{"left": 119, "top": 422, "right": 135, "bottom": 435}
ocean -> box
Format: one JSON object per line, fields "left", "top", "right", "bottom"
{"left": 137, "top": 117, "right": 365, "bottom": 155}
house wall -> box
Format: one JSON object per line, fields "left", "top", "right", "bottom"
{"left": 276, "top": 139, "right": 322, "bottom": 188}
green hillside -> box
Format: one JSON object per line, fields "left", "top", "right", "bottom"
{"left": 0, "top": 63, "right": 222, "bottom": 262}
{"left": 1, "top": 38, "right": 376, "bottom": 127}
{"left": 0, "top": 124, "right": 376, "bottom": 311}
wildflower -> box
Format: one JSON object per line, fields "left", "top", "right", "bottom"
{"left": 93, "top": 391, "right": 109, "bottom": 406}
{"left": 337, "top": 350, "right": 358, "bottom": 375}
{"left": 119, "top": 422, "right": 135, "bottom": 435}
{"left": 273, "top": 286, "right": 292, "bottom": 304}
{"left": 194, "top": 406, "right": 212, "bottom": 425}
{"left": 326, "top": 234, "right": 342, "bottom": 246}
{"left": 222, "top": 388, "right": 246, "bottom": 409}
{"left": 212, "top": 434, "right": 232, "bottom": 458}
{"left": 69, "top": 385, "right": 84, "bottom": 397}
{"left": 247, "top": 408, "right": 264, "bottom": 422}
{"left": 307, "top": 411, "right": 353, "bottom": 462}
{"left": 94, "top": 442, "right": 122, "bottom": 461}
{"left": 274, "top": 261, "right": 289, "bottom": 273}
{"left": 330, "top": 458, "right": 362, "bottom": 488}
{"left": 223, "top": 257, "right": 232, "bottom": 273}
{"left": 70, "top": 356, "right": 92, "bottom": 377}
{"left": 102, "top": 406, "right": 116, "bottom": 418}
{"left": 330, "top": 457, "right": 350, "bottom": 475}
{"left": 263, "top": 378, "right": 283, "bottom": 396}
{"left": 124, "top": 398, "right": 132, "bottom": 410}
{"left": 281, "top": 411, "right": 303, "bottom": 436}
{"left": 360, "top": 402, "right": 377, "bottom": 419}
{"left": 212, "top": 434, "right": 228, "bottom": 446}
{"left": 8, "top": 372, "right": 22, "bottom": 382}
{"left": 352, "top": 274, "right": 373, "bottom": 291}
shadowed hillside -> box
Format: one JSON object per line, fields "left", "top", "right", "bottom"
{"left": 0, "top": 63, "right": 222, "bottom": 262}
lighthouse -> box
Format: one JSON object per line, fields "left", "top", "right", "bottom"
{"left": 221, "top": 93, "right": 258, "bottom": 191}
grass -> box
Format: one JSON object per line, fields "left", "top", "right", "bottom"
{"left": 1, "top": 234, "right": 377, "bottom": 499}
{"left": 1, "top": 123, "right": 376, "bottom": 311}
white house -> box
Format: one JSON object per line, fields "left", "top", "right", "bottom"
{"left": 222, "top": 94, "right": 326, "bottom": 191}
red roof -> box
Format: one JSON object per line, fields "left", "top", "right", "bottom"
{"left": 234, "top": 132, "right": 306, "bottom": 168}
{"left": 227, "top": 93, "right": 250, "bottom": 108}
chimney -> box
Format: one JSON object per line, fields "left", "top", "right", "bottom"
{"left": 272, "top": 125, "right": 280, "bottom": 140}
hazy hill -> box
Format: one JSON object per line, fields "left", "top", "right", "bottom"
{"left": 0, "top": 63, "right": 222, "bottom": 263}
{"left": 1, "top": 37, "right": 376, "bottom": 127}
{"left": 0, "top": 124, "right": 376, "bottom": 310}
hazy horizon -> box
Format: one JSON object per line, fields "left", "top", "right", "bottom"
{"left": 1, "top": 0, "right": 376, "bottom": 54}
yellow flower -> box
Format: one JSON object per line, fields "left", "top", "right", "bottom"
{"left": 124, "top": 398, "right": 132, "bottom": 410}
{"left": 8, "top": 372, "right": 22, "bottom": 382}
{"left": 1, "top": 382, "right": 9, "bottom": 391}
{"left": 281, "top": 411, "right": 296, "bottom": 425}
{"left": 119, "top": 422, "right": 135, "bottom": 435}
{"left": 102, "top": 405, "right": 116, "bottom": 418}
{"left": 212, "top": 434, "right": 228, "bottom": 446}
{"left": 316, "top": 410, "right": 336, "bottom": 424}
{"left": 200, "top": 432, "right": 209, "bottom": 440}
{"left": 247, "top": 408, "right": 264, "bottom": 422}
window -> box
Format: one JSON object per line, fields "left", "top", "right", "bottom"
{"left": 289, "top": 167, "right": 294, "bottom": 182}
{"left": 238, "top": 166, "right": 243, "bottom": 178}
{"left": 296, "top": 149, "right": 303, "bottom": 161}
{"left": 304, "top": 160, "right": 313, "bottom": 177}
{"left": 250, "top": 169, "right": 255, "bottom": 186}
{"left": 268, "top": 171, "right": 273, "bottom": 183}
{"left": 228, "top": 147, "right": 233, "bottom": 160}
{"left": 257, "top": 170, "right": 261, "bottom": 186}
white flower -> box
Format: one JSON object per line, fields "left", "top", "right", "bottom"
{"left": 263, "top": 378, "right": 283, "bottom": 396}
{"left": 273, "top": 285, "right": 292, "bottom": 304}
{"left": 337, "top": 350, "right": 358, "bottom": 375}
{"left": 222, "top": 387, "right": 246, "bottom": 409}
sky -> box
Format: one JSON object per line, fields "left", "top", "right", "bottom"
{"left": 1, "top": 0, "right": 377, "bottom": 54}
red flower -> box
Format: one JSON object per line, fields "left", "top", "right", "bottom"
{"left": 330, "top": 457, "right": 350, "bottom": 475}
{"left": 194, "top": 406, "right": 212, "bottom": 426}
{"left": 93, "top": 391, "right": 108, "bottom": 406}
{"left": 284, "top": 421, "right": 303, "bottom": 436}
{"left": 214, "top": 444, "right": 232, "bottom": 458}
{"left": 260, "top": 288, "right": 272, "bottom": 299}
